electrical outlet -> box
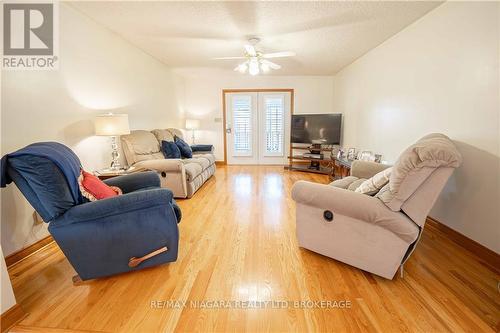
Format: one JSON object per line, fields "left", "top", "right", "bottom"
{"left": 214, "top": 117, "right": 222, "bottom": 123}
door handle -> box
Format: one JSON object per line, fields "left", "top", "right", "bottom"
{"left": 226, "top": 128, "right": 231, "bottom": 134}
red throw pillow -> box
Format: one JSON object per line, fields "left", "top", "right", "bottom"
{"left": 78, "top": 170, "right": 122, "bottom": 201}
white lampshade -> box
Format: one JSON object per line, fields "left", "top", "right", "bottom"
{"left": 95, "top": 113, "right": 130, "bottom": 136}
{"left": 185, "top": 119, "right": 200, "bottom": 130}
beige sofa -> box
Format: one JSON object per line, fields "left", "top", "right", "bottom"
{"left": 292, "top": 133, "right": 462, "bottom": 279}
{"left": 121, "top": 128, "right": 216, "bottom": 198}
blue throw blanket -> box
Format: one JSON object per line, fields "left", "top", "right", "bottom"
{"left": 1, "top": 142, "right": 84, "bottom": 204}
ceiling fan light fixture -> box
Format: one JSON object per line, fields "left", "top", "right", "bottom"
{"left": 249, "top": 60, "right": 259, "bottom": 76}
{"left": 237, "top": 63, "right": 248, "bottom": 73}
{"left": 222, "top": 39, "right": 294, "bottom": 76}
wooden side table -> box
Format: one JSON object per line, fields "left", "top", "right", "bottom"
{"left": 94, "top": 166, "right": 146, "bottom": 180}
{"left": 330, "top": 157, "right": 353, "bottom": 180}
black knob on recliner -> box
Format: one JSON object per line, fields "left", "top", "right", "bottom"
{"left": 323, "top": 210, "right": 334, "bottom": 222}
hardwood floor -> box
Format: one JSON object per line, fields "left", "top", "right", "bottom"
{"left": 7, "top": 166, "right": 500, "bottom": 332}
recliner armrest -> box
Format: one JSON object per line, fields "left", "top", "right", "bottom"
{"left": 291, "top": 181, "right": 419, "bottom": 243}
{"left": 53, "top": 188, "right": 174, "bottom": 226}
{"left": 292, "top": 181, "right": 382, "bottom": 221}
{"left": 103, "top": 171, "right": 160, "bottom": 193}
{"left": 350, "top": 160, "right": 391, "bottom": 179}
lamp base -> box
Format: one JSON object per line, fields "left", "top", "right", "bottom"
{"left": 110, "top": 136, "right": 122, "bottom": 170}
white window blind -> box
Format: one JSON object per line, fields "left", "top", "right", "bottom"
{"left": 264, "top": 97, "right": 284, "bottom": 154}
{"left": 232, "top": 96, "right": 252, "bottom": 155}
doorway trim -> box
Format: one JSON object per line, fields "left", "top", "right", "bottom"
{"left": 221, "top": 88, "right": 295, "bottom": 165}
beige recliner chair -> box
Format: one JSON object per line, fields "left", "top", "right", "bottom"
{"left": 121, "top": 128, "right": 216, "bottom": 198}
{"left": 292, "top": 133, "right": 462, "bottom": 279}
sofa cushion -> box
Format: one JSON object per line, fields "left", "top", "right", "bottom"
{"left": 347, "top": 178, "right": 366, "bottom": 191}
{"left": 330, "top": 176, "right": 358, "bottom": 189}
{"left": 183, "top": 162, "right": 203, "bottom": 181}
{"left": 377, "top": 133, "right": 462, "bottom": 211}
{"left": 167, "top": 128, "right": 184, "bottom": 141}
{"left": 152, "top": 129, "right": 175, "bottom": 142}
{"left": 180, "top": 157, "right": 210, "bottom": 170}
{"left": 355, "top": 167, "right": 392, "bottom": 195}
{"left": 175, "top": 137, "right": 193, "bottom": 158}
{"left": 330, "top": 176, "right": 366, "bottom": 191}
{"left": 161, "top": 140, "right": 181, "bottom": 159}
{"left": 194, "top": 153, "right": 215, "bottom": 165}
{"left": 121, "top": 131, "right": 163, "bottom": 164}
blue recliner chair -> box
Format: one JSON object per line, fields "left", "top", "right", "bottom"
{"left": 1, "top": 142, "right": 181, "bottom": 281}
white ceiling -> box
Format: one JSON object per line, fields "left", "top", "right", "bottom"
{"left": 70, "top": 1, "right": 443, "bottom": 76}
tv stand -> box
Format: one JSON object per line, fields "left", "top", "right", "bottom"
{"left": 286, "top": 144, "right": 334, "bottom": 178}
{"left": 309, "top": 143, "right": 322, "bottom": 155}
{"left": 308, "top": 160, "right": 321, "bottom": 170}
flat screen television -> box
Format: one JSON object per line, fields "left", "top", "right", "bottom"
{"left": 291, "top": 113, "right": 342, "bottom": 145}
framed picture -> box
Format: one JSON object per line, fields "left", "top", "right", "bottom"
{"left": 347, "top": 148, "right": 356, "bottom": 160}
{"left": 331, "top": 146, "right": 339, "bottom": 159}
{"left": 336, "top": 148, "right": 344, "bottom": 159}
{"left": 360, "top": 151, "right": 373, "bottom": 161}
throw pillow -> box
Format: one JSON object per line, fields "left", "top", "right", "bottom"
{"left": 78, "top": 170, "right": 122, "bottom": 201}
{"left": 355, "top": 167, "right": 393, "bottom": 196}
{"left": 175, "top": 136, "right": 193, "bottom": 158}
{"left": 161, "top": 140, "right": 181, "bottom": 159}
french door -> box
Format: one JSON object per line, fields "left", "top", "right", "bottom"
{"left": 225, "top": 91, "right": 291, "bottom": 165}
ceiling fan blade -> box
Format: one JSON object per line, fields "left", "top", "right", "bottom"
{"left": 261, "top": 59, "right": 281, "bottom": 70}
{"left": 262, "top": 51, "right": 296, "bottom": 58}
{"left": 212, "top": 56, "right": 247, "bottom": 60}
{"left": 244, "top": 44, "right": 257, "bottom": 56}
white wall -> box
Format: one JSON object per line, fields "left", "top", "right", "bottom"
{"left": 173, "top": 68, "right": 334, "bottom": 161}
{"left": 333, "top": 2, "right": 500, "bottom": 252}
{"left": 0, "top": 247, "right": 16, "bottom": 314}
{"left": 1, "top": 4, "right": 182, "bottom": 255}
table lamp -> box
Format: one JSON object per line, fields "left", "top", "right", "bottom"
{"left": 185, "top": 118, "right": 200, "bottom": 144}
{"left": 95, "top": 113, "right": 130, "bottom": 170}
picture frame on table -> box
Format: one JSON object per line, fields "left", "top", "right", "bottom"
{"left": 360, "top": 151, "right": 373, "bottom": 161}
{"left": 336, "top": 148, "right": 345, "bottom": 159}
{"left": 347, "top": 148, "right": 356, "bottom": 160}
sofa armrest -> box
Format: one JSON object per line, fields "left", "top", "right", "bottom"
{"left": 291, "top": 180, "right": 388, "bottom": 223}
{"left": 53, "top": 188, "right": 174, "bottom": 226}
{"left": 134, "top": 159, "right": 185, "bottom": 173}
{"left": 192, "top": 151, "right": 214, "bottom": 156}
{"left": 350, "top": 160, "right": 391, "bottom": 179}
{"left": 191, "top": 144, "right": 214, "bottom": 153}
{"left": 103, "top": 171, "right": 160, "bottom": 193}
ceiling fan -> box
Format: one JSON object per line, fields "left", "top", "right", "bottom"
{"left": 213, "top": 38, "right": 295, "bottom": 75}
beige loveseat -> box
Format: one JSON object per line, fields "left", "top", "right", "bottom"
{"left": 292, "top": 134, "right": 462, "bottom": 279}
{"left": 121, "top": 128, "right": 216, "bottom": 198}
